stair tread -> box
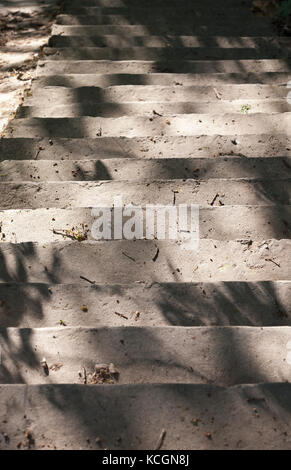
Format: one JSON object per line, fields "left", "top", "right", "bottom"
{"left": 1, "top": 326, "right": 291, "bottom": 385}
{"left": 0, "top": 281, "right": 289, "bottom": 328}
{"left": 0, "top": 157, "right": 289, "bottom": 180}
{"left": 6, "top": 114, "right": 291, "bottom": 138}
{"left": 1, "top": 205, "right": 290, "bottom": 242}
{"left": 1, "top": 383, "right": 291, "bottom": 449}
{"left": 1, "top": 135, "right": 291, "bottom": 160}
{"left": 0, "top": 179, "right": 290, "bottom": 208}
{"left": 0, "top": 240, "right": 289, "bottom": 283}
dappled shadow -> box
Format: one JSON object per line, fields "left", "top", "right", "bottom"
{"left": 1, "top": 0, "right": 291, "bottom": 450}
{"left": 0, "top": 242, "right": 63, "bottom": 382}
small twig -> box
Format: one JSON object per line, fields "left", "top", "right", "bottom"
{"left": 213, "top": 87, "right": 222, "bottom": 100}
{"left": 153, "top": 109, "right": 163, "bottom": 117}
{"left": 155, "top": 429, "right": 166, "bottom": 450}
{"left": 80, "top": 275, "right": 96, "bottom": 284}
{"left": 172, "top": 190, "right": 178, "bottom": 205}
{"left": 83, "top": 367, "right": 87, "bottom": 384}
{"left": 210, "top": 193, "right": 219, "bottom": 206}
{"left": 152, "top": 247, "right": 160, "bottom": 262}
{"left": 265, "top": 258, "right": 280, "bottom": 268}
{"left": 122, "top": 251, "right": 136, "bottom": 262}
{"left": 41, "top": 358, "right": 49, "bottom": 376}
{"left": 34, "top": 146, "right": 44, "bottom": 160}
{"left": 114, "top": 311, "right": 128, "bottom": 320}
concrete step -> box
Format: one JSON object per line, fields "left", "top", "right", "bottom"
{"left": 1, "top": 326, "right": 291, "bottom": 386}
{"left": 18, "top": 101, "right": 291, "bottom": 118}
{"left": 43, "top": 47, "right": 291, "bottom": 62}
{"left": 0, "top": 240, "right": 288, "bottom": 283}
{"left": 1, "top": 205, "right": 290, "bottom": 242}
{"left": 0, "top": 157, "right": 289, "bottom": 181}
{"left": 27, "top": 84, "right": 290, "bottom": 102}
{"left": 50, "top": 24, "right": 273, "bottom": 36}
{"left": 62, "top": 9, "right": 267, "bottom": 22}
{"left": 56, "top": 10, "right": 268, "bottom": 20}
{"left": 0, "top": 179, "right": 290, "bottom": 209}
{"left": 1, "top": 383, "right": 291, "bottom": 449}
{"left": 44, "top": 47, "right": 290, "bottom": 61}
{"left": 0, "top": 281, "right": 289, "bottom": 328}
{"left": 6, "top": 114, "right": 291, "bottom": 138}
{"left": 65, "top": 0, "right": 254, "bottom": 6}
{"left": 63, "top": 5, "right": 254, "bottom": 15}
{"left": 1, "top": 135, "right": 290, "bottom": 160}
{"left": 48, "top": 34, "right": 291, "bottom": 49}
{"left": 36, "top": 59, "right": 291, "bottom": 75}
{"left": 55, "top": 14, "right": 271, "bottom": 30}
{"left": 34, "top": 72, "right": 291, "bottom": 86}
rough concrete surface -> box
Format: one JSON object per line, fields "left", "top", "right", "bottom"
{"left": 0, "top": 0, "right": 290, "bottom": 450}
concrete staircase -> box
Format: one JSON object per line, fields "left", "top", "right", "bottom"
{"left": 0, "top": 0, "right": 291, "bottom": 450}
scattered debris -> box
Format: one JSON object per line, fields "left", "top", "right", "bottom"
{"left": 210, "top": 193, "right": 219, "bottom": 206}
{"left": 135, "top": 311, "right": 140, "bottom": 320}
{"left": 240, "top": 104, "right": 251, "bottom": 114}
{"left": 49, "top": 363, "right": 63, "bottom": 372}
{"left": 114, "top": 311, "right": 128, "bottom": 320}
{"left": 122, "top": 251, "right": 136, "bottom": 262}
{"left": 155, "top": 429, "right": 166, "bottom": 450}
{"left": 25, "top": 429, "right": 35, "bottom": 449}
{"left": 247, "top": 397, "right": 266, "bottom": 403}
{"left": 95, "top": 437, "right": 107, "bottom": 450}
{"left": 152, "top": 246, "right": 160, "bottom": 262}
{"left": 239, "top": 239, "right": 253, "bottom": 249}
{"left": 59, "top": 319, "right": 67, "bottom": 326}
{"left": 82, "top": 367, "right": 87, "bottom": 384}
{"left": 191, "top": 418, "right": 200, "bottom": 426}
{"left": 82, "top": 363, "right": 119, "bottom": 385}
{"left": 165, "top": 119, "right": 171, "bottom": 125}
{"left": 213, "top": 88, "right": 222, "bottom": 100}
{"left": 205, "top": 432, "right": 212, "bottom": 439}
{"left": 53, "top": 224, "right": 89, "bottom": 242}
{"left": 80, "top": 275, "right": 96, "bottom": 284}
{"left": 40, "top": 357, "right": 49, "bottom": 376}
{"left": 34, "top": 146, "right": 44, "bottom": 160}
{"left": 153, "top": 109, "right": 163, "bottom": 117}
{"left": 265, "top": 258, "right": 281, "bottom": 267}
{"left": 81, "top": 305, "right": 88, "bottom": 312}
{"left": 172, "top": 189, "right": 179, "bottom": 205}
